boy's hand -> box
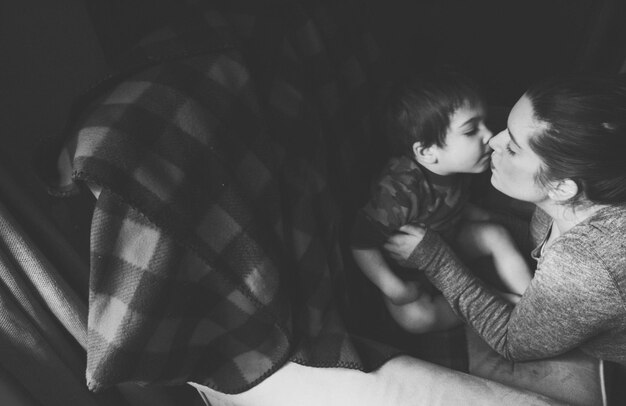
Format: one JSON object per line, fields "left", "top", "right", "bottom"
{"left": 384, "top": 224, "right": 427, "bottom": 264}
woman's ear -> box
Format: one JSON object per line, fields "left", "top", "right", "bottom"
{"left": 413, "top": 142, "right": 437, "bottom": 164}
{"left": 548, "top": 179, "right": 578, "bottom": 202}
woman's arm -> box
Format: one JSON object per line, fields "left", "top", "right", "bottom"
{"left": 385, "top": 225, "right": 620, "bottom": 361}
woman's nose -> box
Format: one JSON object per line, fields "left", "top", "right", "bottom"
{"left": 488, "top": 130, "right": 506, "bottom": 150}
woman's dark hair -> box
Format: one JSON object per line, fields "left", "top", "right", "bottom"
{"left": 526, "top": 73, "right": 626, "bottom": 206}
{"left": 383, "top": 67, "right": 484, "bottom": 157}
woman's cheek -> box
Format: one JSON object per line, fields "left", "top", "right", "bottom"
{"left": 491, "top": 164, "right": 519, "bottom": 196}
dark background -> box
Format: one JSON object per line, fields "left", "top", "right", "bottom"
{"left": 2, "top": 0, "right": 624, "bottom": 249}
{"left": 0, "top": 0, "right": 622, "bottom": 255}
{"left": 2, "top": 0, "right": 625, "bottom": 176}
{"left": 82, "top": 0, "right": 626, "bottom": 108}
{"left": 0, "top": 0, "right": 623, "bottom": 259}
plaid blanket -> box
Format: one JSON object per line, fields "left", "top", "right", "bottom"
{"left": 45, "top": 1, "right": 402, "bottom": 393}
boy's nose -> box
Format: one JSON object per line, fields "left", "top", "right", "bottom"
{"left": 483, "top": 127, "right": 494, "bottom": 143}
{"left": 488, "top": 130, "right": 505, "bottom": 150}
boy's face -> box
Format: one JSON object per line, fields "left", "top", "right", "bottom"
{"left": 428, "top": 104, "right": 493, "bottom": 175}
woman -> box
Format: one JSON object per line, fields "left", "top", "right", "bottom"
{"left": 384, "top": 73, "right": 626, "bottom": 364}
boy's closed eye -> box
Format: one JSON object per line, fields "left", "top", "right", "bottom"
{"left": 464, "top": 126, "right": 479, "bottom": 136}
{"left": 462, "top": 116, "right": 486, "bottom": 136}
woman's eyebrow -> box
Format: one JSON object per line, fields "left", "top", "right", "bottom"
{"left": 508, "top": 128, "right": 521, "bottom": 148}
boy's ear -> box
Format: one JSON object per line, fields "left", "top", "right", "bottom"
{"left": 547, "top": 179, "right": 578, "bottom": 202}
{"left": 412, "top": 142, "right": 437, "bottom": 164}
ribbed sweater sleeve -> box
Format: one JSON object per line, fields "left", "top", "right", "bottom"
{"left": 406, "top": 227, "right": 622, "bottom": 361}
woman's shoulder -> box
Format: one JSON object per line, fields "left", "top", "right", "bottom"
{"left": 574, "top": 205, "right": 626, "bottom": 240}
{"left": 532, "top": 206, "right": 626, "bottom": 322}
{"left": 590, "top": 204, "right": 626, "bottom": 229}
{"left": 547, "top": 205, "right": 626, "bottom": 273}
{"left": 579, "top": 205, "right": 626, "bottom": 260}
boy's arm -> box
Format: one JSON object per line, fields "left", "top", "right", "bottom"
{"left": 351, "top": 247, "right": 419, "bottom": 305}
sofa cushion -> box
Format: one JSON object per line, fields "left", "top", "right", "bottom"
{"left": 191, "top": 356, "right": 567, "bottom": 406}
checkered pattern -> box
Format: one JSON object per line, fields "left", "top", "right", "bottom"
{"left": 49, "top": 2, "right": 405, "bottom": 393}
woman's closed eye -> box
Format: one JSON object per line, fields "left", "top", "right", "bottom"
{"left": 505, "top": 142, "right": 516, "bottom": 155}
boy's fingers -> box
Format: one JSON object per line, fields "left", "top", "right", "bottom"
{"left": 398, "top": 224, "right": 426, "bottom": 236}
{"left": 382, "top": 241, "right": 397, "bottom": 253}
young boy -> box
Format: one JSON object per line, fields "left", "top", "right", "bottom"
{"left": 351, "top": 69, "right": 532, "bottom": 334}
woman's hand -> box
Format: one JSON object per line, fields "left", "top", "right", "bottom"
{"left": 384, "top": 224, "right": 427, "bottom": 264}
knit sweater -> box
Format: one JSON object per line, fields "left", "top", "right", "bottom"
{"left": 406, "top": 204, "right": 626, "bottom": 364}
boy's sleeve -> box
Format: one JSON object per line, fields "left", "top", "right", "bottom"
{"left": 351, "top": 178, "right": 414, "bottom": 249}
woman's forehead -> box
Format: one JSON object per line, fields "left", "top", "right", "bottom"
{"left": 507, "top": 96, "right": 547, "bottom": 146}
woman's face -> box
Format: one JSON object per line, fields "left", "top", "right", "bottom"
{"left": 488, "top": 95, "right": 550, "bottom": 204}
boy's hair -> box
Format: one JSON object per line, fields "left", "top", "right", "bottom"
{"left": 383, "top": 68, "right": 485, "bottom": 157}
